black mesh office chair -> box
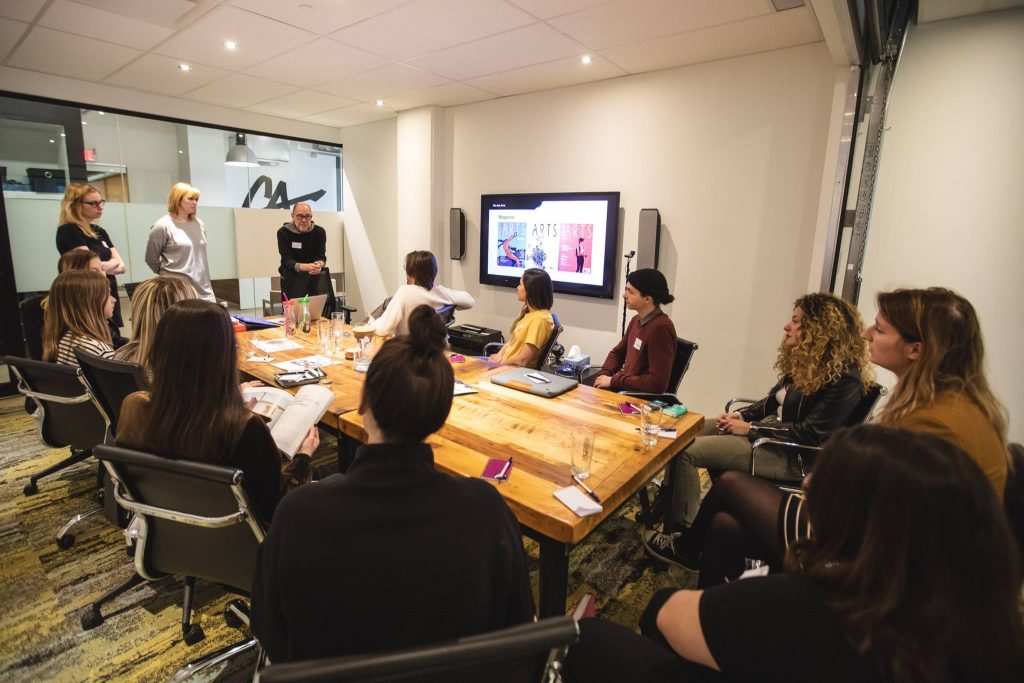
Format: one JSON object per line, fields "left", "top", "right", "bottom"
{"left": 619, "top": 337, "right": 698, "bottom": 405}
{"left": 436, "top": 304, "right": 457, "bottom": 328}
{"left": 482, "top": 313, "right": 564, "bottom": 371}
{"left": 86, "top": 445, "right": 264, "bottom": 680}
{"left": 253, "top": 616, "right": 579, "bottom": 683}
{"left": 19, "top": 293, "right": 46, "bottom": 360}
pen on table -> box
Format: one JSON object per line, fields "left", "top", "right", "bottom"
{"left": 496, "top": 457, "right": 512, "bottom": 480}
{"left": 572, "top": 474, "right": 601, "bottom": 503}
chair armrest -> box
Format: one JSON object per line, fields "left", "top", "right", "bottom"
{"left": 725, "top": 397, "right": 760, "bottom": 412}
{"left": 482, "top": 342, "right": 503, "bottom": 355}
{"left": 750, "top": 438, "right": 821, "bottom": 477}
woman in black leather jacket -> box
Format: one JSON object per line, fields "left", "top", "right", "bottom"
{"left": 643, "top": 293, "right": 872, "bottom": 567}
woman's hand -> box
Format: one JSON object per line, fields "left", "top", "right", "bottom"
{"left": 719, "top": 417, "right": 751, "bottom": 436}
{"left": 240, "top": 380, "right": 264, "bottom": 391}
{"left": 488, "top": 352, "right": 502, "bottom": 363}
{"left": 715, "top": 411, "right": 742, "bottom": 430}
{"left": 298, "top": 425, "right": 320, "bottom": 456}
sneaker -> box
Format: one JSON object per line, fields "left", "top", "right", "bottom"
{"left": 641, "top": 529, "right": 700, "bottom": 571}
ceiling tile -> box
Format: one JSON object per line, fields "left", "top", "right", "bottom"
{"left": 599, "top": 7, "right": 821, "bottom": 73}
{"left": 0, "top": 0, "right": 47, "bottom": 23}
{"left": 386, "top": 82, "right": 494, "bottom": 110}
{"left": 329, "top": 0, "right": 535, "bottom": 60}
{"left": 465, "top": 53, "right": 626, "bottom": 97}
{"left": 549, "top": 0, "right": 769, "bottom": 50}
{"left": 302, "top": 102, "right": 396, "bottom": 127}
{"left": 408, "top": 22, "right": 587, "bottom": 80}
{"left": 243, "top": 37, "right": 388, "bottom": 88}
{"left": 504, "top": 0, "right": 609, "bottom": 20}
{"left": 39, "top": 0, "right": 174, "bottom": 51}
{"left": 246, "top": 90, "right": 359, "bottom": 118}
{"left": 0, "top": 18, "right": 30, "bottom": 58}
{"left": 104, "top": 53, "right": 229, "bottom": 95}
{"left": 317, "top": 62, "right": 448, "bottom": 102}
{"left": 183, "top": 73, "right": 300, "bottom": 108}
{"left": 154, "top": 5, "right": 311, "bottom": 70}
{"left": 229, "top": 0, "right": 412, "bottom": 35}
{"left": 69, "top": 0, "right": 200, "bottom": 27}
{"left": 7, "top": 26, "right": 140, "bottom": 80}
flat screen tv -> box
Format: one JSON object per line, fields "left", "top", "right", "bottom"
{"left": 479, "top": 191, "right": 620, "bottom": 299}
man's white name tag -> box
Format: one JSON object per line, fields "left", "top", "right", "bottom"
{"left": 633, "top": 337, "right": 643, "bottom": 350}
{"left": 291, "top": 242, "right": 302, "bottom": 249}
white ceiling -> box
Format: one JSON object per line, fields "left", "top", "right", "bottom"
{"left": 0, "top": 0, "right": 1017, "bottom": 129}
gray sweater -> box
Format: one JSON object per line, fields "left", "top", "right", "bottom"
{"left": 145, "top": 214, "right": 215, "bottom": 301}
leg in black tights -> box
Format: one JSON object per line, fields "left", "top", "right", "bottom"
{"left": 675, "top": 471, "right": 789, "bottom": 586}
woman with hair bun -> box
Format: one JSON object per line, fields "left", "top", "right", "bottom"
{"left": 253, "top": 305, "right": 534, "bottom": 663}
{"left": 369, "top": 250, "right": 474, "bottom": 337}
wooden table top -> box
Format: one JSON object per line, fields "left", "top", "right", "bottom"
{"left": 237, "top": 325, "right": 704, "bottom": 546}
{"left": 338, "top": 357, "right": 704, "bottom": 546}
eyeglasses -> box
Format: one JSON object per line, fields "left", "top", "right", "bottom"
{"left": 81, "top": 200, "right": 106, "bottom": 208}
{"left": 294, "top": 214, "right": 313, "bottom": 220}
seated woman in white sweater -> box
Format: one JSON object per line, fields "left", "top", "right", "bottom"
{"left": 369, "top": 250, "right": 474, "bottom": 337}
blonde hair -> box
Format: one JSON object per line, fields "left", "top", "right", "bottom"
{"left": 775, "top": 292, "right": 873, "bottom": 395}
{"left": 42, "top": 270, "right": 112, "bottom": 362}
{"left": 167, "top": 182, "right": 200, "bottom": 219}
{"left": 875, "top": 288, "right": 1008, "bottom": 442}
{"left": 58, "top": 183, "right": 102, "bottom": 239}
{"left": 118, "top": 277, "right": 197, "bottom": 369}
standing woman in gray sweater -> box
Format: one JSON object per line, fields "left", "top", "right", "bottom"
{"left": 145, "top": 182, "right": 215, "bottom": 301}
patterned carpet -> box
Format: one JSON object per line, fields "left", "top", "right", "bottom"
{"left": 0, "top": 396, "right": 695, "bottom": 682}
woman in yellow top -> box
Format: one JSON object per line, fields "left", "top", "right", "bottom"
{"left": 489, "top": 268, "right": 554, "bottom": 367}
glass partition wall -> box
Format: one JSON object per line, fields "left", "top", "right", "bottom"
{"left": 0, "top": 94, "right": 343, "bottom": 395}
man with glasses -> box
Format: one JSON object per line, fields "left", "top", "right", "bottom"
{"left": 277, "top": 202, "right": 329, "bottom": 305}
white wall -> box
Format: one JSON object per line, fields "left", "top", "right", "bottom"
{"left": 437, "top": 43, "right": 837, "bottom": 415}
{"left": 859, "top": 7, "right": 1024, "bottom": 442}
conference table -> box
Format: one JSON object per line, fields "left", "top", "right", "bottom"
{"left": 237, "top": 324, "right": 704, "bottom": 617}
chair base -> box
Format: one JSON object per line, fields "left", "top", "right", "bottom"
{"left": 169, "top": 638, "right": 259, "bottom": 683}
{"left": 56, "top": 505, "right": 102, "bottom": 549}
{"left": 24, "top": 448, "right": 93, "bottom": 495}
{"left": 81, "top": 572, "right": 146, "bottom": 630}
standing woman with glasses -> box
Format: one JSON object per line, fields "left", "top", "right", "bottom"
{"left": 56, "top": 183, "right": 126, "bottom": 343}
{"left": 145, "top": 182, "right": 215, "bottom": 301}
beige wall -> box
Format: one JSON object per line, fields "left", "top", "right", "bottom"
{"left": 859, "top": 7, "right": 1024, "bottom": 441}
{"left": 434, "top": 42, "right": 838, "bottom": 415}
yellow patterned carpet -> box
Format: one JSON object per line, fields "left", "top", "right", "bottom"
{"left": 0, "top": 396, "right": 694, "bottom": 682}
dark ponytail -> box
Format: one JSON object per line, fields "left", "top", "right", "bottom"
{"left": 360, "top": 305, "right": 454, "bottom": 441}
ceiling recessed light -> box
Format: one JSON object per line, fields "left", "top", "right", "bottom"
{"left": 375, "top": 99, "right": 384, "bottom": 107}
{"left": 49, "top": 139, "right": 55, "bottom": 143}
{"left": 179, "top": 63, "right": 192, "bottom": 72}
{"left": 581, "top": 55, "right": 592, "bottom": 65}
{"left": 98, "top": 111, "right": 105, "bottom": 115}
{"left": 224, "top": 40, "right": 237, "bottom": 50}
{"left": 178, "top": 150, "right": 184, "bottom": 154}
{"left": 81, "top": 121, "right": 87, "bottom": 125}
{"left": 60, "top": 132, "right": 66, "bottom": 137}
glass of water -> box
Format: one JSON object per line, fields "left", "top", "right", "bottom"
{"left": 331, "top": 312, "right": 345, "bottom": 356}
{"left": 640, "top": 403, "right": 663, "bottom": 446}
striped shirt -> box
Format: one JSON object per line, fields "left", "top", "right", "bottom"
{"left": 56, "top": 333, "right": 114, "bottom": 366}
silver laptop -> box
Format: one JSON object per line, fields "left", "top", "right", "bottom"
{"left": 300, "top": 294, "right": 329, "bottom": 320}
{"left": 491, "top": 368, "right": 578, "bottom": 398}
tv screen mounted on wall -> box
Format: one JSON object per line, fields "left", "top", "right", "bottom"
{"left": 479, "top": 191, "right": 620, "bottom": 299}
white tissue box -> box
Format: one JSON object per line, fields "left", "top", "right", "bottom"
{"left": 563, "top": 354, "right": 591, "bottom": 372}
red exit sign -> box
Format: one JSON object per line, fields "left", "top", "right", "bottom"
{"left": 84, "top": 148, "right": 96, "bottom": 161}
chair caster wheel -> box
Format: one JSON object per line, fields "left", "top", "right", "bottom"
{"left": 183, "top": 624, "right": 206, "bottom": 646}
{"left": 223, "top": 601, "right": 245, "bottom": 628}
{"left": 24, "top": 482, "right": 38, "bottom": 496}
{"left": 57, "top": 534, "right": 75, "bottom": 550}
{"left": 81, "top": 610, "right": 103, "bottom": 630}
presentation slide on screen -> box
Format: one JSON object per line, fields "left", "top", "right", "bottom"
{"left": 483, "top": 200, "right": 609, "bottom": 287}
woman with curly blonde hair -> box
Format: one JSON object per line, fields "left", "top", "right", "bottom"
{"left": 643, "top": 293, "right": 873, "bottom": 567}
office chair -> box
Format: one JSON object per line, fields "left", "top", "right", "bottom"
{"left": 86, "top": 445, "right": 265, "bottom": 681}
{"left": 436, "top": 304, "right": 457, "bottom": 327}
{"left": 73, "top": 349, "right": 148, "bottom": 536}
{"left": 20, "top": 293, "right": 46, "bottom": 360}
{"left": 729, "top": 384, "right": 886, "bottom": 489}
{"left": 482, "top": 313, "right": 563, "bottom": 371}
{"left": 6, "top": 355, "right": 107, "bottom": 495}
{"left": 253, "top": 616, "right": 579, "bottom": 683}
{"left": 618, "top": 337, "right": 698, "bottom": 405}
{"left": 123, "top": 281, "right": 142, "bottom": 301}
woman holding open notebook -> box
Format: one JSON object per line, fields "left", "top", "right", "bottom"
{"left": 117, "top": 300, "right": 316, "bottom": 524}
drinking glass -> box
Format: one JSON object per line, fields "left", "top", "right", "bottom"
{"left": 640, "top": 403, "right": 663, "bottom": 446}
{"left": 571, "top": 429, "right": 596, "bottom": 479}
{"left": 316, "top": 319, "right": 332, "bottom": 354}
{"left": 331, "top": 312, "right": 345, "bottom": 355}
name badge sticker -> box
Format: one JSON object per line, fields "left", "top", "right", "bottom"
{"left": 633, "top": 337, "right": 643, "bottom": 351}
{"left": 291, "top": 241, "right": 302, "bottom": 249}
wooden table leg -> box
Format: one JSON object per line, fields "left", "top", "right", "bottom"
{"left": 538, "top": 536, "right": 569, "bottom": 617}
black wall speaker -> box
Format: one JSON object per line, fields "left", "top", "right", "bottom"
{"left": 449, "top": 207, "right": 465, "bottom": 260}
{"left": 637, "top": 208, "right": 661, "bottom": 269}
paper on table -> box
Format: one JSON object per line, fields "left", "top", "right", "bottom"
{"left": 453, "top": 379, "right": 477, "bottom": 396}
{"left": 554, "top": 485, "right": 603, "bottom": 517}
{"left": 254, "top": 338, "right": 302, "bottom": 352}
{"left": 273, "top": 355, "right": 337, "bottom": 372}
